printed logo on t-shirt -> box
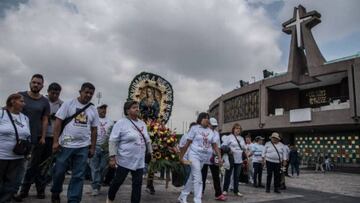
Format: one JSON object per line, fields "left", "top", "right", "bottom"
{"left": 99, "top": 121, "right": 107, "bottom": 138}
{"left": 14, "top": 119, "right": 25, "bottom": 128}
{"left": 131, "top": 125, "right": 145, "bottom": 146}
{"left": 201, "top": 131, "right": 210, "bottom": 150}
{"left": 74, "top": 109, "right": 88, "bottom": 127}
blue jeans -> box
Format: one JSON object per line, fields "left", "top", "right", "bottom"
{"left": 51, "top": 147, "right": 88, "bottom": 203}
{"left": 223, "top": 163, "right": 242, "bottom": 193}
{"left": 90, "top": 146, "right": 107, "bottom": 190}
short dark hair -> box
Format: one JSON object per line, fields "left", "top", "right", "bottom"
{"left": 80, "top": 82, "right": 95, "bottom": 91}
{"left": 48, "top": 82, "right": 62, "bottom": 92}
{"left": 196, "top": 112, "right": 209, "bottom": 125}
{"left": 31, "top": 74, "right": 44, "bottom": 82}
{"left": 189, "top": 122, "right": 197, "bottom": 130}
{"left": 123, "top": 100, "right": 138, "bottom": 116}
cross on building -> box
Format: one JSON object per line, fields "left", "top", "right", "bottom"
{"left": 284, "top": 7, "right": 312, "bottom": 48}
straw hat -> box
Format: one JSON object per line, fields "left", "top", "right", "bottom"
{"left": 270, "top": 132, "right": 281, "bottom": 140}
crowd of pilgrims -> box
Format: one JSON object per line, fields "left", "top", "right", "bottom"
{"left": 0, "top": 74, "right": 299, "bottom": 203}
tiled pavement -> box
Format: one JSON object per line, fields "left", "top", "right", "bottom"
{"left": 21, "top": 170, "right": 360, "bottom": 203}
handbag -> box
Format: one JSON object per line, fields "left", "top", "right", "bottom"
{"left": 60, "top": 103, "right": 93, "bottom": 134}
{"left": 128, "top": 118, "right": 152, "bottom": 164}
{"left": 5, "top": 109, "right": 32, "bottom": 156}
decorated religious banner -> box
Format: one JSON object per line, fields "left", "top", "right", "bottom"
{"left": 128, "top": 72, "right": 174, "bottom": 124}
{"left": 128, "top": 72, "right": 183, "bottom": 188}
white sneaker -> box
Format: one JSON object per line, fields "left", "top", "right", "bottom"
{"left": 91, "top": 189, "right": 99, "bottom": 196}
{"left": 222, "top": 191, "right": 227, "bottom": 195}
{"left": 106, "top": 197, "right": 113, "bottom": 203}
{"left": 235, "top": 192, "right": 243, "bottom": 197}
{"left": 177, "top": 196, "right": 188, "bottom": 203}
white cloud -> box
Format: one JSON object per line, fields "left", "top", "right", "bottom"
{"left": 0, "top": 0, "right": 287, "bottom": 131}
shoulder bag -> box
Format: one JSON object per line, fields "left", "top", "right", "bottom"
{"left": 128, "top": 118, "right": 152, "bottom": 164}
{"left": 5, "top": 109, "right": 32, "bottom": 156}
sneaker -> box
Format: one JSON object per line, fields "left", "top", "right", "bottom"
{"left": 146, "top": 186, "right": 155, "bottom": 195}
{"left": 234, "top": 192, "right": 243, "bottom": 197}
{"left": 12, "top": 195, "right": 23, "bottom": 202}
{"left": 91, "top": 189, "right": 99, "bottom": 196}
{"left": 222, "top": 191, "right": 227, "bottom": 195}
{"left": 265, "top": 189, "right": 270, "bottom": 193}
{"left": 51, "top": 193, "right": 60, "bottom": 203}
{"left": 274, "top": 190, "right": 281, "bottom": 194}
{"left": 258, "top": 184, "right": 265, "bottom": 188}
{"left": 36, "top": 192, "right": 45, "bottom": 199}
{"left": 106, "top": 197, "right": 113, "bottom": 203}
{"left": 215, "top": 194, "right": 227, "bottom": 201}
{"left": 177, "top": 196, "right": 187, "bottom": 203}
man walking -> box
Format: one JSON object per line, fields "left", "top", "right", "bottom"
{"left": 51, "top": 82, "right": 99, "bottom": 203}
{"left": 90, "top": 103, "right": 113, "bottom": 196}
{"left": 17, "top": 74, "right": 50, "bottom": 200}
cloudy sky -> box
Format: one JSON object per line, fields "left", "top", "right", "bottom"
{"left": 1, "top": 0, "right": 359, "bottom": 133}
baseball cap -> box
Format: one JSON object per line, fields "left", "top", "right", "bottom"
{"left": 209, "top": 117, "right": 218, "bottom": 126}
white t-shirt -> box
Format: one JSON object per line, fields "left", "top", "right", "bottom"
{"left": 251, "top": 143, "right": 264, "bottom": 163}
{"left": 0, "top": 110, "right": 31, "bottom": 159}
{"left": 97, "top": 117, "right": 113, "bottom": 146}
{"left": 283, "top": 144, "right": 290, "bottom": 160}
{"left": 262, "top": 141, "right": 287, "bottom": 163}
{"left": 187, "top": 125, "right": 216, "bottom": 162}
{"left": 109, "top": 118, "right": 151, "bottom": 170}
{"left": 179, "top": 133, "right": 190, "bottom": 161}
{"left": 56, "top": 99, "right": 99, "bottom": 148}
{"left": 222, "top": 134, "right": 246, "bottom": 164}
{"left": 204, "top": 130, "right": 220, "bottom": 165}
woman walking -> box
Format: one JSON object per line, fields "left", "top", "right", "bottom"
{"left": 0, "top": 93, "right": 31, "bottom": 202}
{"left": 222, "top": 123, "right": 246, "bottom": 197}
{"left": 262, "top": 132, "right": 287, "bottom": 193}
{"left": 106, "top": 100, "right": 152, "bottom": 203}
{"left": 178, "top": 112, "right": 222, "bottom": 203}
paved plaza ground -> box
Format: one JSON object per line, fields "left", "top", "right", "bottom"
{"left": 22, "top": 170, "right": 360, "bottom": 203}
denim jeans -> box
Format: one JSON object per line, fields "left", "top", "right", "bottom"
{"left": 90, "top": 146, "right": 107, "bottom": 190}
{"left": 0, "top": 159, "right": 25, "bottom": 202}
{"left": 223, "top": 163, "right": 242, "bottom": 193}
{"left": 108, "top": 165, "right": 143, "bottom": 203}
{"left": 253, "top": 162, "right": 263, "bottom": 186}
{"left": 51, "top": 146, "right": 88, "bottom": 203}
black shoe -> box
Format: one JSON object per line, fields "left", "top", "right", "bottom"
{"left": 274, "top": 190, "right": 281, "bottom": 193}
{"left": 37, "top": 192, "right": 45, "bottom": 199}
{"left": 51, "top": 193, "right": 60, "bottom": 203}
{"left": 265, "top": 189, "right": 270, "bottom": 193}
{"left": 146, "top": 186, "right": 155, "bottom": 195}
{"left": 258, "top": 184, "right": 265, "bottom": 188}
{"left": 253, "top": 184, "right": 258, "bottom": 188}
{"left": 12, "top": 195, "right": 23, "bottom": 202}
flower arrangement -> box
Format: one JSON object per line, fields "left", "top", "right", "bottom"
{"left": 146, "top": 120, "right": 185, "bottom": 188}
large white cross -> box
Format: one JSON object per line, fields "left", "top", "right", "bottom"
{"left": 285, "top": 8, "right": 312, "bottom": 48}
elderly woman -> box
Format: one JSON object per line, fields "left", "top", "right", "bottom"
{"left": 178, "top": 112, "right": 222, "bottom": 203}
{"left": 222, "top": 123, "right": 246, "bottom": 197}
{"left": 262, "top": 132, "right": 287, "bottom": 193}
{"left": 0, "top": 93, "right": 30, "bottom": 202}
{"left": 106, "top": 100, "right": 152, "bottom": 203}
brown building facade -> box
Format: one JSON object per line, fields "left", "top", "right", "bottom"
{"left": 209, "top": 5, "right": 360, "bottom": 168}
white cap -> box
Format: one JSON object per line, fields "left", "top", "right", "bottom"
{"left": 97, "top": 102, "right": 108, "bottom": 108}
{"left": 209, "top": 117, "right": 218, "bottom": 126}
